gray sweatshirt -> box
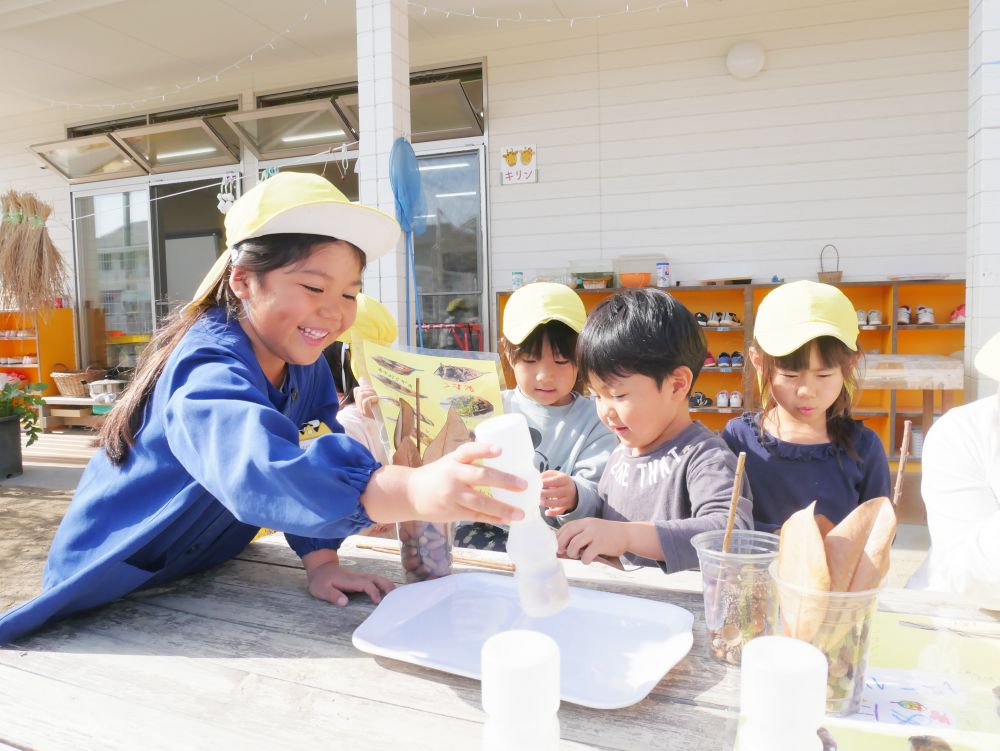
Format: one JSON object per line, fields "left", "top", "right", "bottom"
{"left": 503, "top": 388, "right": 618, "bottom": 519}
{"left": 564, "top": 421, "right": 753, "bottom": 573}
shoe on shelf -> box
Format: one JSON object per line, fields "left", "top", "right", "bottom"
{"left": 896, "top": 305, "right": 912, "bottom": 325}
{"left": 949, "top": 304, "right": 966, "bottom": 323}
{"left": 856, "top": 309, "right": 867, "bottom": 325}
{"left": 716, "top": 390, "right": 729, "bottom": 408}
{"left": 695, "top": 312, "right": 709, "bottom": 327}
{"left": 689, "top": 391, "right": 712, "bottom": 408}
{"left": 704, "top": 352, "right": 716, "bottom": 367}
{"left": 719, "top": 311, "right": 741, "bottom": 327}
{"left": 867, "top": 309, "right": 882, "bottom": 326}
{"left": 729, "top": 390, "right": 743, "bottom": 409}
{"left": 707, "top": 311, "right": 722, "bottom": 326}
{"left": 730, "top": 350, "right": 744, "bottom": 367}
{"left": 717, "top": 351, "right": 732, "bottom": 368}
{"left": 916, "top": 306, "right": 936, "bottom": 325}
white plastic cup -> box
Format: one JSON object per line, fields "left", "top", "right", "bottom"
{"left": 481, "top": 630, "right": 560, "bottom": 751}
{"left": 738, "top": 636, "right": 827, "bottom": 751}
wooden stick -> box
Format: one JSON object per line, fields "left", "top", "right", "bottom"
{"left": 722, "top": 451, "right": 747, "bottom": 554}
{"left": 414, "top": 377, "right": 422, "bottom": 457}
{"left": 891, "top": 419, "right": 913, "bottom": 508}
{"left": 355, "top": 540, "right": 516, "bottom": 572}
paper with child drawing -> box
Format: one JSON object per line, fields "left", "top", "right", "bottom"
{"left": 767, "top": 611, "right": 1000, "bottom": 751}
{"left": 354, "top": 341, "right": 505, "bottom": 450}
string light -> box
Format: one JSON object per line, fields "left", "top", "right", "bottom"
{"left": 3, "top": 0, "right": 332, "bottom": 112}
{"left": 407, "top": 1, "right": 690, "bottom": 26}
{"left": 5, "top": 0, "right": 693, "bottom": 112}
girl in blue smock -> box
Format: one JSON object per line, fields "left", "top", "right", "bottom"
{"left": 722, "top": 280, "right": 890, "bottom": 532}
{"left": 0, "top": 173, "right": 524, "bottom": 645}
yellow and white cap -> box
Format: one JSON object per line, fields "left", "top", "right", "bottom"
{"left": 336, "top": 293, "right": 397, "bottom": 347}
{"left": 754, "top": 280, "right": 859, "bottom": 356}
{"left": 974, "top": 331, "right": 1000, "bottom": 382}
{"left": 502, "top": 282, "right": 587, "bottom": 345}
{"left": 188, "top": 172, "right": 400, "bottom": 312}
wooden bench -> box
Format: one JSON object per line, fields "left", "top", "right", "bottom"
{"left": 39, "top": 396, "right": 105, "bottom": 431}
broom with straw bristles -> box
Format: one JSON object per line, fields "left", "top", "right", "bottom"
{"left": 0, "top": 191, "right": 67, "bottom": 317}
{"left": 0, "top": 190, "right": 23, "bottom": 310}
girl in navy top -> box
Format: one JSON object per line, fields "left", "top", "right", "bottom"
{"left": 722, "top": 281, "right": 890, "bottom": 532}
{"left": 0, "top": 173, "right": 524, "bottom": 645}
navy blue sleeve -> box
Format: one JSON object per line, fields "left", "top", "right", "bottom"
{"left": 721, "top": 418, "right": 743, "bottom": 455}
{"left": 161, "top": 346, "right": 379, "bottom": 545}
{"left": 857, "top": 426, "right": 891, "bottom": 503}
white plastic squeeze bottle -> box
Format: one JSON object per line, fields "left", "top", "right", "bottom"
{"left": 474, "top": 413, "right": 570, "bottom": 618}
{"left": 481, "top": 629, "right": 561, "bottom": 751}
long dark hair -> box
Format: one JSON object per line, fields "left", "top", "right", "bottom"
{"left": 755, "top": 335, "right": 862, "bottom": 458}
{"left": 100, "top": 233, "right": 365, "bottom": 465}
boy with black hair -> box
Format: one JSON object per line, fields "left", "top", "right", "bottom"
{"left": 556, "top": 288, "right": 753, "bottom": 573}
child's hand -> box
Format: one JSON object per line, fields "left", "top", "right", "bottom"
{"left": 306, "top": 560, "right": 395, "bottom": 607}
{"left": 408, "top": 442, "right": 527, "bottom": 524}
{"left": 556, "top": 518, "right": 630, "bottom": 564}
{"left": 540, "top": 470, "right": 578, "bottom": 516}
{"left": 353, "top": 384, "right": 379, "bottom": 418}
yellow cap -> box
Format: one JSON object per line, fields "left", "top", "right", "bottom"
{"left": 974, "top": 331, "right": 1000, "bottom": 381}
{"left": 337, "top": 293, "right": 397, "bottom": 347}
{"left": 187, "top": 172, "right": 400, "bottom": 313}
{"left": 754, "top": 280, "right": 859, "bottom": 356}
{"left": 502, "top": 282, "right": 587, "bottom": 345}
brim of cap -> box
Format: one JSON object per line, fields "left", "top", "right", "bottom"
{"left": 234, "top": 201, "right": 401, "bottom": 261}
{"left": 974, "top": 333, "right": 1000, "bottom": 381}
{"left": 755, "top": 321, "right": 858, "bottom": 357}
{"left": 504, "top": 313, "right": 584, "bottom": 345}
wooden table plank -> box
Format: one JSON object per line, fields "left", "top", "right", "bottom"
{"left": 2, "top": 535, "right": 992, "bottom": 750}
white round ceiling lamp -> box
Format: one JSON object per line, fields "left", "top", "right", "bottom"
{"left": 726, "top": 41, "right": 766, "bottom": 79}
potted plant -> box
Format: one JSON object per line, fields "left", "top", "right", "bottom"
{"left": 0, "top": 376, "right": 45, "bottom": 478}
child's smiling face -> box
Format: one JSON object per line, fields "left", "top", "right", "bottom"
{"left": 589, "top": 368, "right": 692, "bottom": 455}
{"left": 232, "top": 240, "right": 363, "bottom": 385}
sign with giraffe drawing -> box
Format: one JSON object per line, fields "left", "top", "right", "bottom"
{"left": 499, "top": 145, "right": 537, "bottom": 184}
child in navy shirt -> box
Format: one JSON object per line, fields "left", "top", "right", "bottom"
{"left": 722, "top": 280, "right": 890, "bottom": 532}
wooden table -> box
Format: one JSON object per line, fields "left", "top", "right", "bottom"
{"left": 0, "top": 535, "right": 994, "bottom": 750}
{"left": 860, "top": 354, "right": 965, "bottom": 437}
{"left": 39, "top": 395, "right": 105, "bottom": 431}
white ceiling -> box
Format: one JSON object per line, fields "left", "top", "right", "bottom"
{"left": 0, "top": 0, "right": 628, "bottom": 119}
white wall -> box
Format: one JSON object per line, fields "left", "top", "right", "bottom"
{"left": 0, "top": 0, "right": 969, "bottom": 307}
{"left": 409, "top": 0, "right": 969, "bottom": 291}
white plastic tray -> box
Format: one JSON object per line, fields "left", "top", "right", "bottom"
{"left": 352, "top": 571, "right": 694, "bottom": 709}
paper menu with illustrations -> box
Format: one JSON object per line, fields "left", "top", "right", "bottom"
{"left": 354, "top": 341, "right": 505, "bottom": 450}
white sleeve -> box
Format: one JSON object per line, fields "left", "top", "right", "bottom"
{"left": 918, "top": 400, "right": 1000, "bottom": 608}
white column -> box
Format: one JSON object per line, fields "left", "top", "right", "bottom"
{"left": 967, "top": 0, "right": 1000, "bottom": 397}
{"left": 356, "top": 0, "right": 411, "bottom": 345}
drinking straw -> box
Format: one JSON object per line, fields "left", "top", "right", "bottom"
{"left": 722, "top": 451, "right": 748, "bottom": 553}
{"left": 891, "top": 420, "right": 912, "bottom": 508}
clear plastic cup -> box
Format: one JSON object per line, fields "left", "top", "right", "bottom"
{"left": 770, "top": 561, "right": 883, "bottom": 716}
{"left": 691, "top": 529, "right": 780, "bottom": 665}
{"left": 398, "top": 521, "right": 453, "bottom": 583}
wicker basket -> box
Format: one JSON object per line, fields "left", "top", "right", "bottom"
{"left": 50, "top": 364, "right": 107, "bottom": 398}
{"left": 817, "top": 244, "right": 843, "bottom": 283}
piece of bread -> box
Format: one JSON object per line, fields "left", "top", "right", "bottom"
{"left": 777, "top": 502, "right": 832, "bottom": 640}
{"left": 823, "top": 497, "right": 896, "bottom": 592}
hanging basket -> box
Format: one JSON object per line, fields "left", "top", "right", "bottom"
{"left": 49, "top": 363, "right": 107, "bottom": 398}
{"left": 817, "top": 244, "right": 843, "bottom": 284}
